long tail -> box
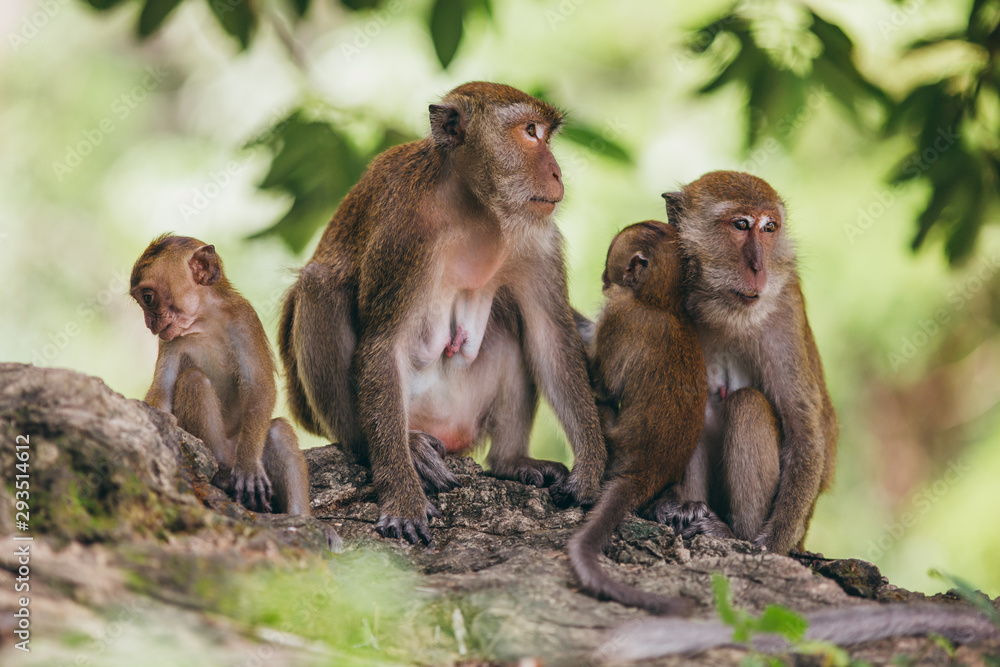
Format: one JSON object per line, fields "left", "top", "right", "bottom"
{"left": 276, "top": 286, "right": 323, "bottom": 436}
{"left": 595, "top": 603, "right": 999, "bottom": 663}
{"left": 568, "top": 477, "right": 688, "bottom": 615}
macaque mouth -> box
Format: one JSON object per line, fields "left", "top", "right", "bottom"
{"left": 733, "top": 289, "right": 760, "bottom": 303}
{"left": 529, "top": 197, "right": 560, "bottom": 205}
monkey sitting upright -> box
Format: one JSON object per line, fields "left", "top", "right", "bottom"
{"left": 279, "top": 82, "right": 607, "bottom": 544}
{"left": 130, "top": 235, "right": 313, "bottom": 516}
{"left": 648, "top": 171, "right": 839, "bottom": 554}
{"left": 568, "top": 221, "right": 707, "bottom": 614}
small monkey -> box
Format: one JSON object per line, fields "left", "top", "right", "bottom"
{"left": 568, "top": 221, "right": 706, "bottom": 614}
{"left": 279, "top": 82, "right": 606, "bottom": 543}
{"left": 648, "top": 171, "right": 838, "bottom": 554}
{"left": 131, "top": 235, "right": 312, "bottom": 516}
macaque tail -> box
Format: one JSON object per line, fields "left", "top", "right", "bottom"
{"left": 277, "top": 289, "right": 324, "bottom": 436}
{"left": 568, "top": 476, "right": 689, "bottom": 615}
{"left": 596, "top": 603, "right": 1000, "bottom": 663}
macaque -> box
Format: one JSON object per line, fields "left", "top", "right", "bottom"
{"left": 568, "top": 221, "right": 706, "bottom": 614}
{"left": 648, "top": 171, "right": 838, "bottom": 554}
{"left": 278, "top": 82, "right": 606, "bottom": 543}
{"left": 131, "top": 235, "right": 312, "bottom": 516}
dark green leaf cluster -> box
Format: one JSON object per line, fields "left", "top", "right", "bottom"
{"left": 689, "top": 2, "right": 1000, "bottom": 264}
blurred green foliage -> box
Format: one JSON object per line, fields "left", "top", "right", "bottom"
{"left": 688, "top": 0, "right": 1000, "bottom": 264}
{"left": 76, "top": 0, "right": 1000, "bottom": 262}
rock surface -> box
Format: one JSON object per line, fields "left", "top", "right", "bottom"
{"left": 1, "top": 363, "right": 997, "bottom": 666}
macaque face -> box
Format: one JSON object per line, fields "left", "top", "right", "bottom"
{"left": 716, "top": 205, "right": 783, "bottom": 306}
{"left": 131, "top": 259, "right": 201, "bottom": 341}
{"left": 130, "top": 239, "right": 221, "bottom": 342}
{"left": 509, "top": 116, "right": 563, "bottom": 217}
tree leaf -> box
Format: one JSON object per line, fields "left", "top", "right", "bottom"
{"left": 755, "top": 605, "right": 808, "bottom": 642}
{"left": 288, "top": 0, "right": 311, "bottom": 17}
{"left": 250, "top": 112, "right": 368, "bottom": 253}
{"left": 429, "top": 0, "right": 466, "bottom": 69}
{"left": 138, "top": 0, "right": 185, "bottom": 38}
{"left": 83, "top": 0, "right": 129, "bottom": 9}
{"left": 711, "top": 573, "right": 738, "bottom": 627}
{"left": 205, "top": 0, "right": 257, "bottom": 50}
{"left": 561, "top": 123, "right": 632, "bottom": 164}
{"left": 340, "top": 0, "right": 381, "bottom": 10}
{"left": 928, "top": 570, "right": 1000, "bottom": 627}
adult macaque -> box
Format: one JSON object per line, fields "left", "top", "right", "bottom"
{"left": 648, "top": 171, "right": 838, "bottom": 554}
{"left": 131, "top": 235, "right": 312, "bottom": 516}
{"left": 568, "top": 221, "right": 705, "bottom": 614}
{"left": 279, "top": 82, "right": 606, "bottom": 543}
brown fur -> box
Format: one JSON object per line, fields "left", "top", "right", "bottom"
{"left": 568, "top": 221, "right": 706, "bottom": 613}
{"left": 131, "top": 235, "right": 313, "bottom": 517}
{"left": 651, "top": 171, "right": 838, "bottom": 553}
{"left": 278, "top": 82, "right": 606, "bottom": 543}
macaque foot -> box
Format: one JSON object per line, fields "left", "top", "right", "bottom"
{"left": 548, "top": 471, "right": 599, "bottom": 509}
{"left": 409, "top": 431, "right": 460, "bottom": 494}
{"left": 646, "top": 498, "right": 734, "bottom": 540}
{"left": 375, "top": 502, "right": 439, "bottom": 545}
{"left": 228, "top": 462, "right": 274, "bottom": 513}
{"left": 490, "top": 456, "right": 569, "bottom": 490}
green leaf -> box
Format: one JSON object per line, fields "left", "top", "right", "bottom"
{"left": 561, "top": 124, "right": 632, "bottom": 164}
{"left": 911, "top": 175, "right": 957, "bottom": 250}
{"left": 250, "top": 112, "right": 368, "bottom": 253}
{"left": 205, "top": 0, "right": 257, "bottom": 50}
{"left": 340, "top": 0, "right": 381, "bottom": 10}
{"left": 927, "top": 570, "right": 1000, "bottom": 628}
{"left": 84, "top": 0, "right": 129, "bottom": 9}
{"left": 712, "top": 573, "right": 738, "bottom": 627}
{"left": 289, "top": 0, "right": 311, "bottom": 17}
{"left": 472, "top": 0, "right": 493, "bottom": 20}
{"left": 429, "top": 0, "right": 466, "bottom": 69}
{"left": 795, "top": 640, "right": 851, "bottom": 666}
{"left": 138, "top": 0, "right": 185, "bottom": 38}
{"left": 755, "top": 605, "right": 808, "bottom": 642}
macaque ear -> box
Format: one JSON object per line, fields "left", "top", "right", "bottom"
{"left": 429, "top": 103, "right": 465, "bottom": 147}
{"left": 622, "top": 252, "right": 648, "bottom": 288}
{"left": 662, "top": 191, "right": 684, "bottom": 226}
{"left": 189, "top": 245, "right": 221, "bottom": 286}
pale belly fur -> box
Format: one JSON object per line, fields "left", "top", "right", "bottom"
{"left": 406, "top": 281, "right": 501, "bottom": 453}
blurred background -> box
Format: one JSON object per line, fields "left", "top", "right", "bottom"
{"left": 1, "top": 0, "right": 998, "bottom": 598}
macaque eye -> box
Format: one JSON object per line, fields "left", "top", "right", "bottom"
{"left": 763, "top": 220, "right": 777, "bottom": 232}
{"left": 732, "top": 218, "right": 750, "bottom": 231}
{"left": 525, "top": 123, "right": 537, "bottom": 138}
{"left": 142, "top": 291, "right": 154, "bottom": 305}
